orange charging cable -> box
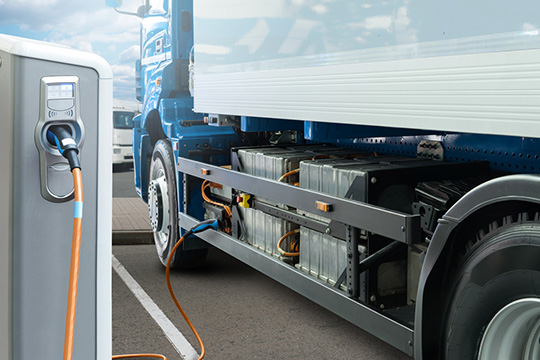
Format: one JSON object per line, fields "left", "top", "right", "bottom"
{"left": 278, "top": 168, "right": 299, "bottom": 184}
{"left": 112, "top": 232, "right": 206, "bottom": 360}
{"left": 113, "top": 231, "right": 206, "bottom": 360}
{"left": 63, "top": 168, "right": 83, "bottom": 360}
{"left": 62, "top": 165, "right": 204, "bottom": 360}
{"left": 277, "top": 229, "right": 301, "bottom": 257}
{"left": 165, "top": 232, "right": 205, "bottom": 359}
{"left": 202, "top": 180, "right": 232, "bottom": 233}
{"left": 112, "top": 354, "right": 167, "bottom": 359}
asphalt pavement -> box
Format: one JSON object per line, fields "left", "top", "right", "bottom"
{"left": 113, "top": 164, "right": 138, "bottom": 198}
{"left": 112, "top": 245, "right": 413, "bottom": 360}
{"left": 112, "top": 168, "right": 413, "bottom": 360}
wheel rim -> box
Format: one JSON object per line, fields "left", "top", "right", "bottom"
{"left": 478, "top": 298, "right": 540, "bottom": 360}
{"left": 148, "top": 168, "right": 170, "bottom": 254}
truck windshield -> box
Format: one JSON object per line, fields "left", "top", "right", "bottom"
{"left": 113, "top": 111, "right": 135, "bottom": 129}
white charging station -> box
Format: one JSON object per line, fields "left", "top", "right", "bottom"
{"left": 0, "top": 35, "right": 112, "bottom": 360}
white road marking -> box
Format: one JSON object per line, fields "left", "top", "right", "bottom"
{"left": 112, "top": 254, "right": 199, "bottom": 360}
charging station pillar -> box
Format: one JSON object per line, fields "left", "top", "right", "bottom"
{"left": 0, "top": 35, "right": 112, "bottom": 360}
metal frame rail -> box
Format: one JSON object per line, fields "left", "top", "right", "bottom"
{"left": 176, "top": 157, "right": 421, "bottom": 244}
{"left": 176, "top": 156, "right": 417, "bottom": 356}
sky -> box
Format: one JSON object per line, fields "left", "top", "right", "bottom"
{"left": 0, "top": 0, "right": 142, "bottom": 102}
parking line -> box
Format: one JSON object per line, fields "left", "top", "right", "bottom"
{"left": 112, "top": 254, "right": 199, "bottom": 360}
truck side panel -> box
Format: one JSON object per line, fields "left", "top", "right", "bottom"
{"left": 193, "top": 0, "right": 540, "bottom": 138}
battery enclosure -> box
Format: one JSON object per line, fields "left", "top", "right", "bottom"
{"left": 229, "top": 144, "right": 489, "bottom": 307}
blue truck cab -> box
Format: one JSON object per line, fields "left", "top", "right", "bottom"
{"left": 131, "top": 0, "right": 240, "bottom": 267}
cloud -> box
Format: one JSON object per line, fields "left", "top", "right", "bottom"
{"left": 311, "top": 4, "right": 327, "bottom": 14}
{"left": 355, "top": 36, "right": 367, "bottom": 44}
{"left": 43, "top": 9, "right": 139, "bottom": 46}
{"left": 0, "top": 1, "right": 97, "bottom": 28}
{"left": 0, "top": 1, "right": 141, "bottom": 100}
{"left": 522, "top": 23, "right": 538, "bottom": 31}
{"left": 394, "top": 7, "right": 417, "bottom": 43}
{"left": 8, "top": 0, "right": 58, "bottom": 4}
{"left": 363, "top": 15, "right": 393, "bottom": 31}
{"left": 394, "top": 7, "right": 411, "bottom": 28}
{"left": 119, "top": 45, "right": 140, "bottom": 63}
{"left": 111, "top": 64, "right": 135, "bottom": 85}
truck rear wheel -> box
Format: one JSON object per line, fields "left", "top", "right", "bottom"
{"left": 441, "top": 214, "right": 540, "bottom": 359}
{"left": 148, "top": 140, "right": 208, "bottom": 268}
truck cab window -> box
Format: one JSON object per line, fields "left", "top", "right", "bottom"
{"left": 113, "top": 111, "right": 135, "bottom": 129}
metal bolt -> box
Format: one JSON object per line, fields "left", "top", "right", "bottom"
{"left": 370, "top": 295, "right": 377, "bottom": 302}
{"left": 325, "top": 228, "right": 331, "bottom": 234}
{"left": 408, "top": 340, "right": 413, "bottom": 347}
{"left": 401, "top": 226, "right": 406, "bottom": 232}
{"left": 347, "top": 288, "right": 353, "bottom": 294}
{"left": 380, "top": 304, "right": 385, "bottom": 309}
{"left": 370, "top": 177, "right": 377, "bottom": 184}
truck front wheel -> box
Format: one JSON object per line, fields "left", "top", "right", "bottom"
{"left": 441, "top": 214, "right": 540, "bottom": 360}
{"left": 148, "top": 140, "right": 208, "bottom": 268}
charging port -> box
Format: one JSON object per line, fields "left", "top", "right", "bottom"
{"left": 45, "top": 124, "right": 73, "bottom": 148}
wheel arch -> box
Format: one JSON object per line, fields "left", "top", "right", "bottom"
{"left": 414, "top": 174, "right": 540, "bottom": 359}
{"left": 144, "top": 108, "right": 167, "bottom": 146}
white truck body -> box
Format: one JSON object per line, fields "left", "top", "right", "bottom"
{"left": 193, "top": 0, "right": 540, "bottom": 138}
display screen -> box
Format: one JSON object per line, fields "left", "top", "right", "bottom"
{"left": 47, "top": 83, "right": 74, "bottom": 99}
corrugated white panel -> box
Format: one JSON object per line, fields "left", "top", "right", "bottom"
{"left": 194, "top": 49, "right": 540, "bottom": 138}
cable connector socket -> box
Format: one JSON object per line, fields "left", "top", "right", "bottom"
{"left": 47, "top": 125, "right": 81, "bottom": 171}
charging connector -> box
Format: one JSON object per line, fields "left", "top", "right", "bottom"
{"left": 47, "top": 125, "right": 81, "bottom": 170}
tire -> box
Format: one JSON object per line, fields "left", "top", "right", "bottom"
{"left": 148, "top": 140, "right": 208, "bottom": 268}
{"left": 441, "top": 214, "right": 540, "bottom": 360}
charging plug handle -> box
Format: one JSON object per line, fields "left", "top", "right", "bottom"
{"left": 47, "top": 126, "right": 81, "bottom": 171}
{"left": 183, "top": 219, "right": 218, "bottom": 239}
{"left": 191, "top": 219, "right": 218, "bottom": 234}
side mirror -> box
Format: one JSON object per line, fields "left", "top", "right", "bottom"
{"left": 137, "top": 5, "right": 147, "bottom": 18}
{"left": 105, "top": 0, "right": 123, "bottom": 8}
{"left": 106, "top": 0, "right": 145, "bottom": 18}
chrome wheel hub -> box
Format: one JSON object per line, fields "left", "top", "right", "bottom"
{"left": 478, "top": 298, "right": 540, "bottom": 360}
{"left": 148, "top": 170, "right": 170, "bottom": 252}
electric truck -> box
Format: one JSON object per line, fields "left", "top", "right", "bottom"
{"left": 108, "top": 1, "right": 540, "bottom": 358}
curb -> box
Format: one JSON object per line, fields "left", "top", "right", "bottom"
{"left": 113, "top": 231, "right": 154, "bottom": 245}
